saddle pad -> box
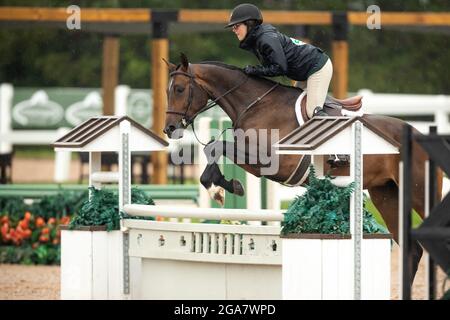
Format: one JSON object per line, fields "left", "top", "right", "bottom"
{"left": 295, "top": 91, "right": 307, "bottom": 127}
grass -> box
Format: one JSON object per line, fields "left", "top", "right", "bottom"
{"left": 14, "top": 146, "right": 55, "bottom": 159}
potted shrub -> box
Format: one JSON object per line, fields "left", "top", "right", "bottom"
{"left": 281, "top": 166, "right": 391, "bottom": 300}
{"left": 60, "top": 187, "right": 154, "bottom": 300}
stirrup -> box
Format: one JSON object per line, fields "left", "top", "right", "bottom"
{"left": 312, "top": 106, "right": 327, "bottom": 117}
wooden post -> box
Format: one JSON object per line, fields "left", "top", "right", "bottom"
{"left": 151, "top": 11, "right": 177, "bottom": 184}
{"left": 151, "top": 37, "right": 168, "bottom": 184}
{"left": 332, "top": 12, "right": 348, "bottom": 99}
{"left": 102, "top": 36, "right": 119, "bottom": 116}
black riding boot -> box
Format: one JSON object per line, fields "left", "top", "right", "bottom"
{"left": 313, "top": 107, "right": 350, "bottom": 167}
{"left": 312, "top": 106, "right": 327, "bottom": 117}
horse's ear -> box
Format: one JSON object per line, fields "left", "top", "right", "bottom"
{"left": 162, "top": 58, "right": 176, "bottom": 73}
{"left": 180, "top": 52, "right": 189, "bottom": 71}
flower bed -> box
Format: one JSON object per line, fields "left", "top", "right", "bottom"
{"left": 0, "top": 212, "right": 70, "bottom": 265}
{"left": 0, "top": 186, "right": 154, "bottom": 265}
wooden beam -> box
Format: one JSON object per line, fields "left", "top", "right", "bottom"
{"left": 151, "top": 38, "right": 169, "bottom": 184}
{"left": 263, "top": 11, "right": 332, "bottom": 25}
{"left": 179, "top": 9, "right": 332, "bottom": 25}
{"left": 349, "top": 12, "right": 450, "bottom": 26}
{"left": 0, "top": 7, "right": 150, "bottom": 22}
{"left": 178, "top": 9, "right": 229, "bottom": 23}
{"left": 82, "top": 8, "right": 150, "bottom": 22}
{"left": 102, "top": 36, "right": 119, "bottom": 116}
{"left": 1, "top": 7, "right": 449, "bottom": 26}
{"left": 331, "top": 41, "right": 348, "bottom": 99}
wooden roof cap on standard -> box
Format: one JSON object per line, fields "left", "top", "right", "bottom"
{"left": 52, "top": 116, "right": 169, "bottom": 149}
{"left": 275, "top": 116, "right": 401, "bottom": 151}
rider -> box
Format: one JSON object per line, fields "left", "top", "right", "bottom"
{"left": 226, "top": 3, "right": 331, "bottom": 118}
{"left": 226, "top": 3, "right": 348, "bottom": 166}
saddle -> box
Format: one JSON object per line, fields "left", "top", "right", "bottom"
{"left": 297, "top": 93, "right": 362, "bottom": 168}
{"left": 300, "top": 93, "right": 363, "bottom": 122}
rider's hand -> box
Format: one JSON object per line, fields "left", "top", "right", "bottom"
{"left": 243, "top": 65, "right": 257, "bottom": 75}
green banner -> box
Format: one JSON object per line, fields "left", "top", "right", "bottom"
{"left": 11, "top": 87, "right": 153, "bottom": 130}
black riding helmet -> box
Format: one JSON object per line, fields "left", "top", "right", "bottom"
{"left": 225, "top": 3, "right": 263, "bottom": 28}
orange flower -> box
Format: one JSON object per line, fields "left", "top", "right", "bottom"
{"left": 15, "top": 226, "right": 24, "bottom": 237}
{"left": 35, "top": 217, "right": 45, "bottom": 228}
{"left": 47, "top": 218, "right": 56, "bottom": 225}
{"left": 41, "top": 227, "right": 50, "bottom": 235}
{"left": 2, "top": 233, "right": 11, "bottom": 242}
{"left": 24, "top": 211, "right": 32, "bottom": 221}
{"left": 19, "top": 220, "right": 29, "bottom": 230}
{"left": 39, "top": 235, "right": 49, "bottom": 243}
{"left": 60, "top": 216, "right": 70, "bottom": 225}
{"left": 23, "top": 229, "right": 32, "bottom": 239}
{"left": 1, "top": 223, "right": 8, "bottom": 236}
{"left": 52, "top": 238, "right": 59, "bottom": 245}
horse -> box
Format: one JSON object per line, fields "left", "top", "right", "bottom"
{"left": 163, "top": 53, "right": 443, "bottom": 285}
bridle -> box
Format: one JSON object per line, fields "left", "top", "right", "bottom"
{"left": 166, "top": 66, "right": 279, "bottom": 144}
{"left": 166, "top": 68, "right": 248, "bottom": 128}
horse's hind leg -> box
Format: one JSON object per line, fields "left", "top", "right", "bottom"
{"left": 368, "top": 181, "right": 423, "bottom": 286}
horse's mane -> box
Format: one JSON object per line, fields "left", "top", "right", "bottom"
{"left": 198, "top": 61, "right": 301, "bottom": 91}
{"left": 199, "top": 61, "right": 242, "bottom": 71}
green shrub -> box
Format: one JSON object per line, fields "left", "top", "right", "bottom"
{"left": 69, "top": 187, "right": 155, "bottom": 231}
{"left": 281, "top": 165, "right": 387, "bottom": 235}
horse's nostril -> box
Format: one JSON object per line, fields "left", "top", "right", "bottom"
{"left": 164, "top": 125, "right": 176, "bottom": 137}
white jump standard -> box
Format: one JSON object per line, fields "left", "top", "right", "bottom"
{"left": 54, "top": 116, "right": 285, "bottom": 300}
{"left": 275, "top": 116, "right": 398, "bottom": 300}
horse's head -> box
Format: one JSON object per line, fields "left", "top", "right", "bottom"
{"left": 163, "top": 53, "right": 209, "bottom": 139}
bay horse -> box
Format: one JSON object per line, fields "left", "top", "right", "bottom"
{"left": 163, "top": 53, "right": 443, "bottom": 285}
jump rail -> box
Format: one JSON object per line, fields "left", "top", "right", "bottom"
{"left": 123, "top": 204, "right": 285, "bottom": 221}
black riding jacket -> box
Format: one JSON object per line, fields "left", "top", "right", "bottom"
{"left": 239, "top": 24, "right": 329, "bottom": 81}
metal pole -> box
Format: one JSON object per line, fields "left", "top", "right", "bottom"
{"left": 426, "top": 126, "right": 438, "bottom": 299}
{"left": 119, "top": 120, "right": 131, "bottom": 295}
{"left": 401, "top": 124, "right": 412, "bottom": 300}
{"left": 351, "top": 121, "right": 363, "bottom": 299}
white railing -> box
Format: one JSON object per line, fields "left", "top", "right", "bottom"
{"left": 357, "top": 89, "right": 450, "bottom": 133}
{"left": 123, "top": 204, "right": 284, "bottom": 221}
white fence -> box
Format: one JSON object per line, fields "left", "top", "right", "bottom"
{"left": 1, "top": 83, "right": 449, "bottom": 185}
{"left": 357, "top": 89, "right": 450, "bottom": 133}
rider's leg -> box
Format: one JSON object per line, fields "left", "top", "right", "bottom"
{"left": 305, "top": 59, "right": 349, "bottom": 166}
{"left": 297, "top": 81, "right": 307, "bottom": 90}
{"left": 305, "top": 58, "right": 333, "bottom": 118}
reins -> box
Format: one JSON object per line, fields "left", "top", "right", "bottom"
{"left": 167, "top": 67, "right": 279, "bottom": 146}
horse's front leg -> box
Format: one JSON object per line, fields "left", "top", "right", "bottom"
{"left": 200, "top": 141, "right": 245, "bottom": 206}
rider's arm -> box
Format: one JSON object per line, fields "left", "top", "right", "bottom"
{"left": 247, "top": 33, "right": 288, "bottom": 77}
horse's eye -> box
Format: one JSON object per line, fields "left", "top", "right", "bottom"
{"left": 175, "top": 86, "right": 185, "bottom": 93}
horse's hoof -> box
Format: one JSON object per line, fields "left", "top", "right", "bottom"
{"left": 213, "top": 189, "right": 225, "bottom": 206}
{"left": 208, "top": 184, "right": 225, "bottom": 206}
{"left": 232, "top": 179, "right": 245, "bottom": 196}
